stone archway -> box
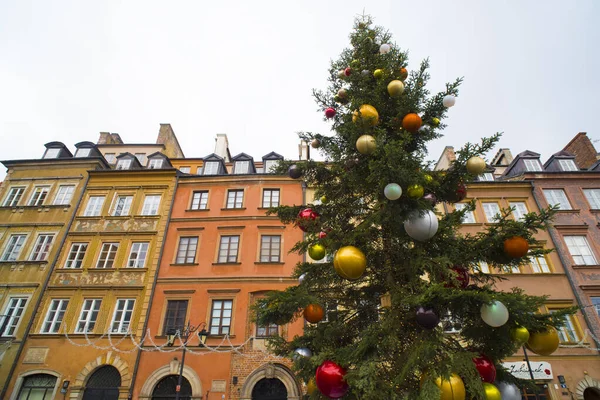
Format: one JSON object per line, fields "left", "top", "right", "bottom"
{"left": 71, "top": 351, "right": 131, "bottom": 399}
{"left": 576, "top": 375, "right": 600, "bottom": 400}
{"left": 240, "top": 363, "right": 301, "bottom": 400}
{"left": 139, "top": 359, "right": 202, "bottom": 399}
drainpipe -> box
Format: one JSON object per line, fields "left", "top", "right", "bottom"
{"left": 1, "top": 174, "right": 91, "bottom": 399}
{"left": 129, "top": 174, "right": 180, "bottom": 398}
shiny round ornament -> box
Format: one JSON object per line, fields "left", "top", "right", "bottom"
{"left": 423, "top": 193, "right": 437, "bottom": 206}
{"left": 298, "top": 273, "right": 307, "bottom": 284}
{"left": 318, "top": 231, "right": 327, "bottom": 239}
{"left": 480, "top": 300, "right": 509, "bottom": 327}
{"left": 466, "top": 156, "right": 486, "bottom": 175}
{"left": 526, "top": 327, "right": 560, "bottom": 356}
{"left": 297, "top": 208, "right": 320, "bottom": 232}
{"left": 402, "top": 113, "right": 423, "bottom": 133}
{"left": 337, "top": 70, "right": 346, "bottom": 79}
{"left": 320, "top": 195, "right": 328, "bottom": 204}
{"left": 424, "top": 174, "right": 433, "bottom": 184}
{"left": 308, "top": 244, "right": 326, "bottom": 261}
{"left": 432, "top": 117, "right": 440, "bottom": 127}
{"left": 503, "top": 236, "right": 529, "bottom": 258}
{"left": 344, "top": 67, "right": 352, "bottom": 76}
{"left": 416, "top": 306, "right": 439, "bottom": 329}
{"left": 443, "top": 95, "right": 456, "bottom": 108}
{"left": 311, "top": 138, "right": 321, "bottom": 149}
{"left": 337, "top": 88, "right": 348, "bottom": 99}
{"left": 304, "top": 304, "right": 325, "bottom": 323}
{"left": 434, "top": 374, "right": 466, "bottom": 400}
{"left": 379, "top": 43, "right": 391, "bottom": 54}
{"left": 406, "top": 184, "right": 424, "bottom": 199}
{"left": 306, "top": 379, "right": 318, "bottom": 395}
{"left": 473, "top": 354, "right": 497, "bottom": 383}
{"left": 483, "top": 383, "right": 501, "bottom": 400}
{"left": 288, "top": 165, "right": 302, "bottom": 179}
{"left": 356, "top": 134, "right": 376, "bottom": 155}
{"left": 511, "top": 325, "right": 530, "bottom": 345}
{"left": 361, "top": 69, "right": 370, "bottom": 76}
{"left": 315, "top": 360, "right": 349, "bottom": 399}
{"left": 404, "top": 210, "right": 439, "bottom": 242}
{"left": 384, "top": 183, "right": 402, "bottom": 200}
{"left": 373, "top": 69, "right": 384, "bottom": 79}
{"left": 293, "top": 347, "right": 312, "bottom": 359}
{"left": 496, "top": 382, "right": 521, "bottom": 400}
{"left": 399, "top": 67, "right": 408, "bottom": 81}
{"left": 325, "top": 107, "right": 336, "bottom": 119}
{"left": 446, "top": 182, "right": 467, "bottom": 203}
{"left": 445, "top": 266, "right": 470, "bottom": 289}
{"left": 352, "top": 104, "right": 379, "bottom": 127}
{"left": 333, "top": 246, "right": 367, "bottom": 280}
{"left": 387, "top": 80, "right": 405, "bottom": 97}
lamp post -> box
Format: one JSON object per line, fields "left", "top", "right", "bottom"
{"left": 167, "top": 322, "right": 209, "bottom": 400}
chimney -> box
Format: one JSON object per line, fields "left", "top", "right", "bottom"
{"left": 299, "top": 140, "right": 310, "bottom": 160}
{"left": 491, "top": 148, "right": 513, "bottom": 166}
{"left": 110, "top": 133, "right": 124, "bottom": 144}
{"left": 214, "top": 134, "right": 231, "bottom": 162}
{"left": 563, "top": 132, "right": 599, "bottom": 169}
{"left": 156, "top": 123, "right": 185, "bottom": 158}
{"left": 97, "top": 132, "right": 111, "bottom": 144}
{"left": 434, "top": 146, "right": 455, "bottom": 171}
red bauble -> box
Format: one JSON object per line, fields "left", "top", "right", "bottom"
{"left": 325, "top": 108, "right": 336, "bottom": 119}
{"left": 444, "top": 266, "right": 470, "bottom": 289}
{"left": 344, "top": 67, "right": 352, "bottom": 76}
{"left": 473, "top": 354, "right": 497, "bottom": 383}
{"left": 316, "top": 360, "right": 349, "bottom": 399}
{"left": 297, "top": 208, "right": 320, "bottom": 232}
{"left": 318, "top": 231, "right": 328, "bottom": 239}
{"left": 446, "top": 182, "right": 467, "bottom": 203}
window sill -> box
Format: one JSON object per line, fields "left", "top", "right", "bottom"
{"left": 208, "top": 334, "right": 235, "bottom": 339}
{"left": 572, "top": 264, "right": 600, "bottom": 269}
{"left": 121, "top": 267, "right": 149, "bottom": 272}
{"left": 556, "top": 209, "right": 581, "bottom": 213}
{"left": 254, "top": 262, "right": 284, "bottom": 265}
{"left": 0, "top": 260, "right": 48, "bottom": 265}
{"left": 460, "top": 222, "right": 484, "bottom": 226}
{"left": 212, "top": 262, "right": 241, "bottom": 266}
{"left": 77, "top": 215, "right": 102, "bottom": 219}
{"left": 133, "top": 214, "right": 160, "bottom": 218}
{"left": 170, "top": 263, "right": 199, "bottom": 267}
{"left": 257, "top": 207, "right": 279, "bottom": 210}
{"left": 105, "top": 215, "right": 131, "bottom": 219}
{"left": 220, "top": 208, "right": 246, "bottom": 211}
{"left": 0, "top": 205, "right": 71, "bottom": 210}
{"left": 185, "top": 209, "right": 210, "bottom": 212}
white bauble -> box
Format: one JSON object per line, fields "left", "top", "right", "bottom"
{"left": 384, "top": 183, "right": 402, "bottom": 200}
{"left": 404, "top": 210, "right": 439, "bottom": 241}
{"left": 337, "top": 70, "right": 346, "bottom": 79}
{"left": 480, "top": 300, "right": 509, "bottom": 327}
{"left": 298, "top": 273, "right": 307, "bottom": 284}
{"left": 379, "top": 43, "right": 391, "bottom": 54}
{"left": 496, "top": 382, "right": 521, "bottom": 400}
{"left": 442, "top": 95, "right": 456, "bottom": 107}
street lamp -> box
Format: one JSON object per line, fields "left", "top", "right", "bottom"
{"left": 167, "top": 321, "right": 209, "bottom": 400}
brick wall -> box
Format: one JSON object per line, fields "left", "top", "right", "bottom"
{"left": 563, "top": 132, "right": 599, "bottom": 169}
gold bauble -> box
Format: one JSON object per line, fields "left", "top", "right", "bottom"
{"left": 432, "top": 117, "right": 440, "bottom": 127}
{"left": 320, "top": 195, "right": 328, "bottom": 204}
{"left": 526, "top": 327, "right": 560, "bottom": 356}
{"left": 483, "top": 383, "right": 501, "bottom": 400}
{"left": 511, "top": 326, "right": 530, "bottom": 345}
{"left": 333, "top": 246, "right": 367, "bottom": 280}
{"left": 352, "top": 104, "right": 379, "bottom": 127}
{"left": 373, "top": 69, "right": 384, "bottom": 79}
{"left": 311, "top": 138, "right": 321, "bottom": 149}
{"left": 356, "top": 135, "right": 376, "bottom": 155}
{"left": 306, "top": 379, "right": 317, "bottom": 395}
{"left": 424, "top": 174, "right": 433, "bottom": 184}
{"left": 407, "top": 184, "right": 424, "bottom": 199}
{"left": 308, "top": 244, "right": 326, "bottom": 261}
{"left": 466, "top": 156, "right": 486, "bottom": 175}
{"left": 435, "top": 374, "right": 466, "bottom": 400}
{"left": 387, "top": 80, "right": 405, "bottom": 97}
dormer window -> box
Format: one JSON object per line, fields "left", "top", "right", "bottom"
{"left": 203, "top": 161, "right": 219, "bottom": 175}
{"left": 234, "top": 161, "right": 250, "bottom": 174}
{"left": 264, "top": 159, "right": 279, "bottom": 173}
{"left": 559, "top": 159, "right": 578, "bottom": 172}
{"left": 43, "top": 148, "right": 60, "bottom": 159}
{"left": 116, "top": 159, "right": 132, "bottom": 170}
{"left": 148, "top": 159, "right": 163, "bottom": 169}
{"left": 75, "top": 148, "right": 91, "bottom": 158}
{"left": 524, "top": 159, "right": 542, "bottom": 172}
{"left": 478, "top": 173, "right": 494, "bottom": 182}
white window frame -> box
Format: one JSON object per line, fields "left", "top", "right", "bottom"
{"left": 75, "top": 148, "right": 91, "bottom": 158}
{"left": 84, "top": 196, "right": 105, "bottom": 216}
{"left": 509, "top": 201, "right": 528, "bottom": 221}
{"left": 209, "top": 299, "right": 233, "bottom": 335}
{"left": 564, "top": 236, "right": 597, "bottom": 265}
{"left": 262, "top": 189, "right": 280, "bottom": 208}
{"left": 583, "top": 189, "right": 600, "bottom": 209}
{"left": 96, "top": 242, "right": 119, "bottom": 268}
{"left": 524, "top": 159, "right": 542, "bottom": 172}
{"left": 116, "top": 159, "right": 132, "bottom": 170}
{"left": 43, "top": 148, "right": 60, "bottom": 159}
{"left": 0, "top": 297, "right": 28, "bottom": 337}
{"left": 260, "top": 235, "right": 281, "bottom": 262}
{"left": 234, "top": 161, "right": 250, "bottom": 174}
{"left": 1, "top": 234, "right": 27, "bottom": 261}
{"left": 28, "top": 186, "right": 50, "bottom": 206}
{"left": 3, "top": 186, "right": 26, "bottom": 207}
{"left": 176, "top": 237, "right": 198, "bottom": 264}
{"left": 179, "top": 166, "right": 191, "bottom": 173}
{"left": 53, "top": 185, "right": 75, "bottom": 205}
{"left": 264, "top": 159, "right": 279, "bottom": 173}
{"left": 203, "top": 161, "right": 220, "bottom": 175}
{"left": 478, "top": 173, "right": 494, "bottom": 182}
{"left": 110, "top": 299, "right": 135, "bottom": 333}
{"left": 550, "top": 310, "right": 580, "bottom": 343}
{"left": 592, "top": 297, "right": 600, "bottom": 317}
{"left": 218, "top": 235, "right": 240, "bottom": 263}
{"left": 41, "top": 299, "right": 69, "bottom": 333}
{"left": 148, "top": 159, "right": 163, "bottom": 169}
{"left": 127, "top": 242, "right": 149, "bottom": 268}
{"left": 111, "top": 195, "right": 133, "bottom": 216}
{"left": 29, "top": 234, "right": 55, "bottom": 261}
{"left": 559, "top": 159, "right": 578, "bottom": 172}
{"left": 64, "top": 243, "right": 88, "bottom": 269}
{"left": 531, "top": 254, "right": 551, "bottom": 273}
{"left": 75, "top": 299, "right": 102, "bottom": 333}
{"left": 226, "top": 190, "right": 244, "bottom": 209}
{"left": 104, "top": 153, "right": 116, "bottom": 164}
{"left": 141, "top": 195, "right": 161, "bottom": 215}
{"left": 454, "top": 203, "right": 476, "bottom": 223}
{"left": 477, "top": 261, "right": 490, "bottom": 273}
{"left": 191, "top": 191, "right": 209, "bottom": 210}
{"left": 482, "top": 202, "right": 501, "bottom": 222}
{"left": 543, "top": 189, "right": 572, "bottom": 210}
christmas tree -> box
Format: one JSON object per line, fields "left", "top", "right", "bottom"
{"left": 256, "top": 15, "right": 572, "bottom": 400}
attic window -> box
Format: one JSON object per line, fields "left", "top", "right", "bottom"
{"left": 478, "top": 173, "right": 494, "bottom": 182}
{"left": 116, "top": 159, "right": 132, "bottom": 170}
{"left": 43, "top": 148, "right": 60, "bottom": 159}
{"left": 234, "top": 161, "right": 250, "bottom": 174}
{"left": 559, "top": 159, "right": 578, "bottom": 172}
{"left": 148, "top": 159, "right": 163, "bottom": 169}
{"left": 75, "top": 148, "right": 91, "bottom": 157}
{"left": 203, "top": 161, "right": 219, "bottom": 175}
{"left": 264, "top": 159, "right": 279, "bottom": 173}
{"left": 524, "top": 159, "right": 542, "bottom": 172}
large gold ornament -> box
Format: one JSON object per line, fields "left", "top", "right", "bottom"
{"left": 435, "top": 374, "right": 466, "bottom": 400}
{"left": 356, "top": 135, "right": 376, "bottom": 155}
{"left": 333, "top": 246, "right": 367, "bottom": 280}
{"left": 308, "top": 244, "right": 326, "bottom": 261}
{"left": 407, "top": 184, "right": 424, "bottom": 199}
{"left": 526, "top": 327, "right": 560, "bottom": 356}
{"left": 511, "top": 326, "right": 530, "bottom": 345}
{"left": 387, "top": 80, "right": 405, "bottom": 97}
{"left": 352, "top": 104, "right": 379, "bottom": 127}
{"left": 466, "top": 156, "right": 486, "bottom": 175}
{"left": 483, "top": 383, "right": 501, "bottom": 400}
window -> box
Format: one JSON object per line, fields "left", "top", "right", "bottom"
{"left": 478, "top": 173, "right": 494, "bottom": 182}
{"left": 41, "top": 299, "right": 69, "bottom": 333}
{"left": 135, "top": 153, "right": 147, "bottom": 165}
{"left": 441, "top": 311, "right": 462, "bottom": 334}
{"left": 116, "top": 159, "right": 132, "bottom": 170}
{"left": 64, "top": 243, "right": 88, "bottom": 268}
{"left": 543, "top": 189, "right": 572, "bottom": 210}
{"left": 522, "top": 385, "right": 549, "bottom": 400}
{"left": 203, "top": 161, "right": 219, "bottom": 175}
{"left": 43, "top": 148, "right": 60, "bottom": 159}
{"left": 75, "top": 148, "right": 91, "bottom": 157}
{"left": 262, "top": 189, "right": 280, "bottom": 208}
{"left": 1, "top": 234, "right": 26, "bottom": 261}
{"left": 264, "top": 159, "right": 279, "bottom": 173}
{"left": 179, "top": 166, "right": 191, "bottom": 173}
{"left": 564, "top": 236, "right": 597, "bottom": 265}
{"left": 84, "top": 196, "right": 105, "bottom": 216}
{"left": 524, "top": 159, "right": 542, "bottom": 172}
{"left": 559, "top": 159, "right": 578, "bottom": 171}
{"left": 75, "top": 299, "right": 102, "bottom": 333}
{"left": 0, "top": 297, "right": 28, "bottom": 336}
{"left": 127, "top": 242, "right": 149, "bottom": 268}
{"left": 476, "top": 261, "right": 490, "bottom": 273}
{"left": 550, "top": 310, "right": 580, "bottom": 343}
{"left": 209, "top": 299, "right": 233, "bottom": 335}
{"left": 234, "top": 161, "right": 250, "bottom": 174}
{"left": 482, "top": 202, "right": 501, "bottom": 222}
{"left": 583, "top": 189, "right": 600, "bottom": 209}
{"left": 163, "top": 300, "right": 188, "bottom": 334}
{"left": 96, "top": 243, "right": 119, "bottom": 268}
{"left": 16, "top": 374, "right": 57, "bottom": 400}
{"left": 112, "top": 195, "right": 133, "bottom": 216}
{"left": 256, "top": 305, "right": 278, "bottom": 337}
{"left": 104, "top": 153, "right": 116, "bottom": 164}
{"left": 110, "top": 299, "right": 135, "bottom": 333}
{"left": 509, "top": 201, "right": 528, "bottom": 221}
{"left": 28, "top": 186, "right": 50, "bottom": 206}
{"left": 226, "top": 190, "right": 244, "bottom": 209}
{"left": 176, "top": 237, "right": 198, "bottom": 264}
{"left": 531, "top": 255, "right": 551, "bottom": 273}
{"left": 191, "top": 191, "right": 209, "bottom": 210}
{"left": 53, "top": 185, "right": 75, "bottom": 205}
{"left": 507, "top": 265, "right": 521, "bottom": 273}
{"left": 141, "top": 195, "right": 161, "bottom": 215}
{"left": 3, "top": 186, "right": 25, "bottom": 207}
{"left": 148, "top": 159, "right": 163, "bottom": 169}
{"left": 29, "top": 234, "right": 54, "bottom": 261}
{"left": 454, "top": 203, "right": 476, "bottom": 223}
{"left": 592, "top": 297, "right": 600, "bottom": 316}
{"left": 218, "top": 236, "right": 239, "bottom": 263}
{"left": 260, "top": 235, "right": 281, "bottom": 262}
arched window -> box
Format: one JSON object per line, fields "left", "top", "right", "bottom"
{"left": 151, "top": 375, "right": 192, "bottom": 400}
{"left": 83, "top": 365, "right": 121, "bottom": 400}
{"left": 584, "top": 387, "right": 600, "bottom": 400}
{"left": 17, "top": 374, "right": 57, "bottom": 400}
{"left": 252, "top": 378, "right": 287, "bottom": 400}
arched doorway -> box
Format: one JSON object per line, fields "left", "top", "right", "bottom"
{"left": 83, "top": 365, "right": 121, "bottom": 400}
{"left": 252, "top": 378, "right": 287, "bottom": 400}
{"left": 151, "top": 375, "right": 192, "bottom": 400}
{"left": 16, "top": 373, "right": 58, "bottom": 400}
{"left": 584, "top": 387, "right": 600, "bottom": 400}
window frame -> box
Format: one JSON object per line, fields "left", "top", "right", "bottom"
{"left": 203, "top": 161, "right": 220, "bottom": 175}
{"left": 543, "top": 189, "right": 572, "bottom": 210}
{"left": 179, "top": 166, "right": 191, "bottom": 173}
{"left": 3, "top": 186, "right": 26, "bottom": 207}
{"left": 478, "top": 172, "right": 494, "bottom": 182}
{"left": 592, "top": 297, "right": 600, "bottom": 317}
{"left": 209, "top": 299, "right": 233, "bottom": 335}
{"left": 260, "top": 235, "right": 281, "bottom": 263}
{"left": 104, "top": 153, "right": 116, "bottom": 164}
{"left": 1, "top": 234, "right": 27, "bottom": 261}
{"left": 530, "top": 254, "right": 551, "bottom": 273}
{"left": 64, "top": 242, "right": 88, "bottom": 269}
{"left": 28, "top": 186, "right": 50, "bottom": 206}
{"left": 583, "top": 189, "right": 600, "bottom": 209}
{"left": 53, "top": 185, "right": 75, "bottom": 205}
{"left": 83, "top": 195, "right": 106, "bottom": 217}
{"left": 549, "top": 309, "right": 581, "bottom": 343}
{"left": 262, "top": 189, "right": 280, "bottom": 208}
{"left": 96, "top": 242, "right": 119, "bottom": 269}
{"left": 29, "top": 234, "right": 55, "bottom": 261}
{"left": 234, "top": 160, "right": 250, "bottom": 174}
{"left": 141, "top": 195, "right": 161, "bottom": 215}
{"left": 175, "top": 237, "right": 198, "bottom": 264}
{"left": 111, "top": 195, "right": 134, "bottom": 216}
{"left": 509, "top": 201, "right": 528, "bottom": 221}
{"left": 524, "top": 159, "right": 542, "bottom": 172}
{"left": 16, "top": 373, "right": 58, "bottom": 400}
{"left": 564, "top": 235, "right": 597, "bottom": 265}
{"left": 263, "top": 159, "right": 279, "bottom": 173}
{"left": 127, "top": 242, "right": 149, "bottom": 268}
{"left": 75, "top": 148, "right": 91, "bottom": 158}
{"left": 75, "top": 298, "right": 102, "bottom": 333}
{"left": 481, "top": 202, "right": 501, "bottom": 223}
{"left": 116, "top": 159, "right": 132, "bottom": 170}
{"left": 190, "top": 191, "right": 209, "bottom": 210}
{"left": 476, "top": 261, "right": 490, "bottom": 273}
{"left": 454, "top": 203, "right": 476, "bottom": 223}
{"left": 41, "top": 299, "right": 69, "bottom": 334}
{"left": 226, "top": 189, "right": 244, "bottom": 209}
{"left": 0, "top": 296, "right": 29, "bottom": 337}
{"left": 162, "top": 299, "right": 189, "bottom": 335}
{"left": 110, "top": 299, "right": 136, "bottom": 333}
{"left": 558, "top": 159, "right": 578, "bottom": 172}
{"left": 43, "top": 148, "right": 61, "bottom": 159}
{"left": 217, "top": 235, "right": 240, "bottom": 263}
{"left": 148, "top": 159, "right": 163, "bottom": 169}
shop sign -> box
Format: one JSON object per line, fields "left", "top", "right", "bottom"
{"left": 502, "top": 361, "right": 553, "bottom": 380}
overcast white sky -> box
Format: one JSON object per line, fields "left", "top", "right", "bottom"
{"left": 1, "top": 1, "right": 599, "bottom": 180}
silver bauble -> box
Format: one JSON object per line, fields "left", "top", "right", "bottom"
{"left": 404, "top": 210, "right": 439, "bottom": 242}
{"left": 496, "top": 382, "right": 521, "bottom": 400}
{"left": 298, "top": 273, "right": 307, "bottom": 284}
{"left": 293, "top": 347, "right": 312, "bottom": 359}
